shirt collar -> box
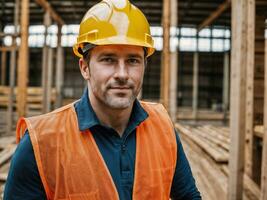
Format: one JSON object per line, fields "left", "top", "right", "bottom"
{"left": 74, "top": 88, "right": 148, "bottom": 132}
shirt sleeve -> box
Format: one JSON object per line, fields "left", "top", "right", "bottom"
{"left": 170, "top": 129, "right": 202, "bottom": 200}
{"left": 3, "top": 131, "right": 47, "bottom": 200}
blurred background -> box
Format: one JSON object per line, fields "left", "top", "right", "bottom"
{"left": 0, "top": 0, "right": 267, "bottom": 199}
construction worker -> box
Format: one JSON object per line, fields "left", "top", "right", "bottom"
{"left": 4, "top": 0, "right": 201, "bottom": 199}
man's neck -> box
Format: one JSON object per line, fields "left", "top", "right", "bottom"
{"left": 88, "top": 94, "right": 133, "bottom": 137}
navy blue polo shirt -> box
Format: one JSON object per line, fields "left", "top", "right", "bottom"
{"left": 4, "top": 89, "right": 201, "bottom": 200}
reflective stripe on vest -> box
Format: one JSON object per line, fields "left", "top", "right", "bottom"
{"left": 16, "top": 101, "right": 177, "bottom": 200}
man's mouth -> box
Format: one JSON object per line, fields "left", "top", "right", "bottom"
{"left": 110, "top": 87, "right": 131, "bottom": 90}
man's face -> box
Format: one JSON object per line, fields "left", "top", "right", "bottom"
{"left": 82, "top": 45, "right": 145, "bottom": 109}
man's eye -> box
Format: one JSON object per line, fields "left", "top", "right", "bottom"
{"left": 128, "top": 58, "right": 140, "bottom": 64}
{"left": 101, "top": 57, "right": 115, "bottom": 63}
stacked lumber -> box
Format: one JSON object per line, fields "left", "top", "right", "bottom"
{"left": 175, "top": 123, "right": 260, "bottom": 200}
{"left": 0, "top": 136, "right": 17, "bottom": 198}
{"left": 0, "top": 86, "right": 56, "bottom": 111}
{"left": 176, "top": 107, "right": 228, "bottom": 120}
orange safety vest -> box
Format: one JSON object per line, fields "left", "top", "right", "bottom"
{"left": 16, "top": 101, "right": 177, "bottom": 200}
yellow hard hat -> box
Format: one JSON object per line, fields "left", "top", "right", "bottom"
{"left": 73, "top": 0, "right": 155, "bottom": 58}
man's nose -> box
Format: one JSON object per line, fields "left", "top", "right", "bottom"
{"left": 114, "top": 61, "right": 129, "bottom": 80}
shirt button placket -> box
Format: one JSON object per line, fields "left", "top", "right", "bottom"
{"left": 121, "top": 144, "right": 126, "bottom": 152}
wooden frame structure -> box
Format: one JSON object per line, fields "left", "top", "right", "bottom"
{"left": 261, "top": 20, "right": 267, "bottom": 200}
{"left": 1, "top": 0, "right": 267, "bottom": 199}
{"left": 17, "top": 0, "right": 30, "bottom": 117}
{"left": 228, "top": 1, "right": 253, "bottom": 199}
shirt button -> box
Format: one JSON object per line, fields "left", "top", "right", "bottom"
{"left": 121, "top": 144, "right": 126, "bottom": 152}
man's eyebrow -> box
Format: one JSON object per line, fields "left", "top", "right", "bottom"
{"left": 98, "top": 53, "right": 117, "bottom": 57}
{"left": 97, "top": 53, "right": 143, "bottom": 59}
{"left": 127, "top": 54, "right": 143, "bottom": 59}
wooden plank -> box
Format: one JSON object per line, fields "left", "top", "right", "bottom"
{"left": 0, "top": 86, "right": 56, "bottom": 111}
{"left": 194, "top": 127, "right": 229, "bottom": 151}
{"left": 55, "top": 24, "right": 64, "bottom": 108}
{"left": 0, "top": 46, "right": 18, "bottom": 51}
{"left": 260, "top": 34, "right": 267, "bottom": 200}
{"left": 228, "top": 0, "right": 251, "bottom": 199}
{"left": 182, "top": 135, "right": 227, "bottom": 200}
{"left": 176, "top": 123, "right": 228, "bottom": 162}
{"left": 196, "top": 126, "right": 230, "bottom": 150}
{"left": 0, "top": 33, "right": 19, "bottom": 38}
{"left": 34, "top": 0, "right": 64, "bottom": 25}
{"left": 42, "top": 11, "right": 51, "bottom": 113}
{"left": 192, "top": 52, "right": 199, "bottom": 120}
{"left": 161, "top": 0, "right": 170, "bottom": 110}
{"left": 0, "top": 86, "right": 56, "bottom": 96}
{"left": 169, "top": 0, "right": 178, "bottom": 122}
{"left": 198, "top": 0, "right": 231, "bottom": 31}
{"left": 1, "top": 51, "right": 7, "bottom": 85}
{"left": 223, "top": 52, "right": 230, "bottom": 121}
{"left": 7, "top": 0, "right": 19, "bottom": 135}
{"left": 0, "top": 137, "right": 16, "bottom": 149}
{"left": 177, "top": 109, "right": 226, "bottom": 120}
{"left": 0, "top": 145, "right": 16, "bottom": 166}
{"left": 17, "top": 0, "right": 29, "bottom": 117}
{"left": 46, "top": 47, "right": 54, "bottom": 112}
{"left": 221, "top": 164, "right": 260, "bottom": 199}
{"left": 245, "top": 0, "right": 255, "bottom": 178}
{"left": 179, "top": 123, "right": 260, "bottom": 200}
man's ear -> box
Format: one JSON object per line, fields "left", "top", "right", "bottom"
{"left": 79, "top": 58, "right": 90, "bottom": 80}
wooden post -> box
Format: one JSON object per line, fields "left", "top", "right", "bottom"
{"left": 192, "top": 38, "right": 199, "bottom": 120}
{"left": 55, "top": 25, "right": 64, "bottom": 108}
{"left": 245, "top": 0, "right": 255, "bottom": 178}
{"left": 17, "top": 0, "right": 29, "bottom": 117}
{"left": 161, "top": 0, "right": 170, "bottom": 110}
{"left": 169, "top": 0, "right": 178, "bottom": 122}
{"left": 42, "top": 11, "right": 51, "bottom": 113}
{"left": 223, "top": 52, "right": 229, "bottom": 121}
{"left": 260, "top": 23, "right": 267, "bottom": 200}
{"left": 46, "top": 47, "right": 53, "bottom": 112}
{"left": 1, "top": 50, "right": 6, "bottom": 85}
{"left": 7, "top": 0, "right": 19, "bottom": 134}
{"left": 228, "top": 0, "right": 251, "bottom": 199}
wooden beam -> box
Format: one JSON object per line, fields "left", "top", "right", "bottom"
{"left": 0, "top": 46, "right": 18, "bottom": 51}
{"left": 198, "top": 0, "right": 231, "bottom": 32}
{"left": 260, "top": 25, "right": 267, "bottom": 200}
{"left": 245, "top": 0, "right": 255, "bottom": 178}
{"left": 228, "top": 0, "right": 253, "bottom": 199}
{"left": 1, "top": 51, "right": 6, "bottom": 85}
{"left": 17, "top": 0, "right": 29, "bottom": 117}
{"left": 223, "top": 52, "right": 229, "bottom": 121}
{"left": 55, "top": 24, "right": 64, "bottom": 108}
{"left": 34, "top": 0, "right": 64, "bottom": 25}
{"left": 46, "top": 47, "right": 53, "bottom": 112}
{"left": 169, "top": 0, "right": 178, "bottom": 122}
{"left": 0, "top": 33, "right": 19, "bottom": 38}
{"left": 7, "top": 0, "right": 19, "bottom": 135}
{"left": 42, "top": 11, "right": 51, "bottom": 113}
{"left": 161, "top": 0, "right": 171, "bottom": 110}
{"left": 192, "top": 51, "right": 199, "bottom": 120}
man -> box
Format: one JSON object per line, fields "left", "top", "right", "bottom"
{"left": 4, "top": 0, "right": 201, "bottom": 199}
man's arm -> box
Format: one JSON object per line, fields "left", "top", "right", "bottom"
{"left": 170, "top": 130, "right": 202, "bottom": 200}
{"left": 4, "top": 131, "right": 46, "bottom": 200}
